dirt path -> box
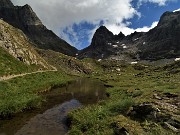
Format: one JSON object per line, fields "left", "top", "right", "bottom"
{"left": 0, "top": 69, "right": 57, "bottom": 82}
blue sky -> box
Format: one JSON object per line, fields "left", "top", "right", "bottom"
{"left": 12, "top": 0, "right": 180, "bottom": 50}
{"left": 63, "top": 0, "right": 180, "bottom": 49}
{"left": 130, "top": 0, "right": 180, "bottom": 28}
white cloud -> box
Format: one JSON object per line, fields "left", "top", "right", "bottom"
{"left": 173, "top": 8, "right": 180, "bottom": 12}
{"left": 138, "top": 0, "right": 176, "bottom": 6}
{"left": 106, "top": 21, "right": 158, "bottom": 36}
{"left": 11, "top": 0, "right": 138, "bottom": 33}
{"left": 10, "top": 0, "right": 171, "bottom": 49}
{"left": 11, "top": 0, "right": 139, "bottom": 48}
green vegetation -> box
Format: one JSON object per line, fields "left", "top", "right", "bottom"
{"left": 0, "top": 71, "right": 74, "bottom": 116}
{"left": 0, "top": 47, "right": 38, "bottom": 76}
{"left": 0, "top": 45, "right": 179, "bottom": 134}
{"left": 37, "top": 49, "right": 92, "bottom": 75}
{"left": 68, "top": 61, "right": 180, "bottom": 135}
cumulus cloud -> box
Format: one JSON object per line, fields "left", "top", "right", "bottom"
{"left": 11, "top": 0, "right": 138, "bottom": 33}
{"left": 105, "top": 21, "right": 158, "bottom": 36}
{"left": 173, "top": 8, "right": 180, "bottom": 12}
{"left": 11, "top": 0, "right": 140, "bottom": 48}
{"left": 10, "top": 0, "right": 172, "bottom": 49}
{"left": 138, "top": 0, "right": 176, "bottom": 6}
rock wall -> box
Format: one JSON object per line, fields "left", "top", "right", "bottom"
{"left": 0, "top": 19, "right": 50, "bottom": 69}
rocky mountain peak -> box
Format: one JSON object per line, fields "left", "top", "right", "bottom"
{"left": 118, "top": 32, "right": 125, "bottom": 37}
{"left": 18, "top": 4, "right": 42, "bottom": 26}
{"left": 79, "top": 11, "right": 180, "bottom": 60}
{"left": 94, "top": 26, "right": 114, "bottom": 37}
{"left": 0, "top": 0, "right": 77, "bottom": 56}
{"left": 91, "top": 26, "right": 114, "bottom": 47}
{"left": 114, "top": 31, "right": 125, "bottom": 40}
{"left": 0, "top": 0, "right": 14, "bottom": 8}
{"left": 158, "top": 11, "right": 180, "bottom": 28}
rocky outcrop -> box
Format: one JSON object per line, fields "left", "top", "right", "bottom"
{"left": 91, "top": 26, "right": 114, "bottom": 47}
{"left": 0, "top": 19, "right": 51, "bottom": 69}
{"left": 0, "top": 0, "right": 77, "bottom": 56}
{"left": 0, "top": 0, "right": 13, "bottom": 8}
{"left": 78, "top": 26, "right": 129, "bottom": 59}
{"left": 138, "top": 11, "right": 180, "bottom": 60}
{"left": 37, "top": 49, "right": 92, "bottom": 74}
{"left": 79, "top": 11, "right": 180, "bottom": 61}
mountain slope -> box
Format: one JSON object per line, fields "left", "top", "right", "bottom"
{"left": 37, "top": 49, "right": 92, "bottom": 75}
{"left": 0, "top": 19, "right": 52, "bottom": 76}
{"left": 0, "top": 0, "right": 77, "bottom": 56}
{"left": 79, "top": 11, "right": 180, "bottom": 61}
{"left": 138, "top": 11, "right": 180, "bottom": 60}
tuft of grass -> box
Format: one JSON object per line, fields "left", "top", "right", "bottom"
{"left": 68, "top": 61, "right": 180, "bottom": 134}
{"left": 0, "top": 71, "right": 74, "bottom": 117}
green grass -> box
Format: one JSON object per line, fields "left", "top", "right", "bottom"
{"left": 0, "top": 71, "right": 74, "bottom": 117}
{"left": 0, "top": 47, "right": 38, "bottom": 76}
{"left": 68, "top": 61, "right": 180, "bottom": 135}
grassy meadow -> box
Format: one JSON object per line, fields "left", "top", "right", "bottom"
{"left": 0, "top": 71, "right": 74, "bottom": 117}
{"left": 68, "top": 61, "right": 180, "bottom": 135}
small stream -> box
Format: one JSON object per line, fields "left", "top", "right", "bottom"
{"left": 0, "top": 78, "right": 106, "bottom": 135}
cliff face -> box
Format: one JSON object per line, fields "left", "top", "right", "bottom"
{"left": 78, "top": 26, "right": 143, "bottom": 60}
{"left": 138, "top": 11, "right": 180, "bottom": 60}
{"left": 0, "top": 19, "right": 51, "bottom": 69}
{"left": 79, "top": 11, "right": 180, "bottom": 60}
{"left": 0, "top": 0, "right": 78, "bottom": 56}
{"left": 78, "top": 26, "right": 127, "bottom": 59}
{"left": 0, "top": 0, "right": 14, "bottom": 8}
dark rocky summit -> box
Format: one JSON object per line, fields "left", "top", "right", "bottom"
{"left": 0, "top": 0, "right": 14, "bottom": 8}
{"left": 1, "top": 0, "right": 179, "bottom": 60}
{"left": 0, "top": 0, "right": 77, "bottom": 56}
{"left": 78, "top": 26, "right": 117, "bottom": 59}
{"left": 78, "top": 26, "right": 127, "bottom": 59}
{"left": 138, "top": 11, "right": 180, "bottom": 60}
{"left": 79, "top": 11, "right": 180, "bottom": 60}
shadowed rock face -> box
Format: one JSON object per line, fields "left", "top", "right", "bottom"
{"left": 0, "top": 0, "right": 14, "bottom": 8}
{"left": 91, "top": 26, "right": 114, "bottom": 47}
{"left": 78, "top": 25, "right": 143, "bottom": 60}
{"left": 78, "top": 26, "right": 126, "bottom": 59}
{"left": 79, "top": 11, "right": 180, "bottom": 60}
{"left": 138, "top": 11, "right": 180, "bottom": 60}
{"left": 0, "top": 0, "right": 78, "bottom": 56}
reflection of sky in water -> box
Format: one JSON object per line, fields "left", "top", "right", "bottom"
{"left": 0, "top": 78, "right": 106, "bottom": 135}
{"left": 66, "top": 78, "right": 103, "bottom": 93}
{"left": 15, "top": 100, "right": 81, "bottom": 135}
{"left": 57, "top": 78, "right": 106, "bottom": 104}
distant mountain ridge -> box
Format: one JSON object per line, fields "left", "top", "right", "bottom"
{"left": 79, "top": 11, "right": 180, "bottom": 61}
{"left": 0, "top": 0, "right": 77, "bottom": 56}
{"left": 1, "top": 0, "right": 179, "bottom": 61}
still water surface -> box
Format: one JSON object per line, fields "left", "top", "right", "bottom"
{"left": 0, "top": 78, "right": 106, "bottom": 135}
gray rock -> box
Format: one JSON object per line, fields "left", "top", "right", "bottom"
{"left": 0, "top": 0, "right": 77, "bottom": 56}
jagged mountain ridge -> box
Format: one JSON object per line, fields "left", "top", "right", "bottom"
{"left": 0, "top": 0, "right": 77, "bottom": 56}
{"left": 138, "top": 11, "right": 180, "bottom": 60}
{"left": 78, "top": 26, "right": 145, "bottom": 60}
{"left": 79, "top": 11, "right": 180, "bottom": 60}
{"left": 1, "top": 0, "right": 179, "bottom": 61}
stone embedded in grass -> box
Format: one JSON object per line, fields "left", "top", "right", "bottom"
{"left": 163, "top": 93, "right": 178, "bottom": 98}
{"left": 114, "top": 126, "right": 129, "bottom": 135}
{"left": 164, "top": 122, "right": 179, "bottom": 133}
{"left": 153, "top": 94, "right": 162, "bottom": 100}
{"left": 128, "top": 103, "right": 156, "bottom": 120}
